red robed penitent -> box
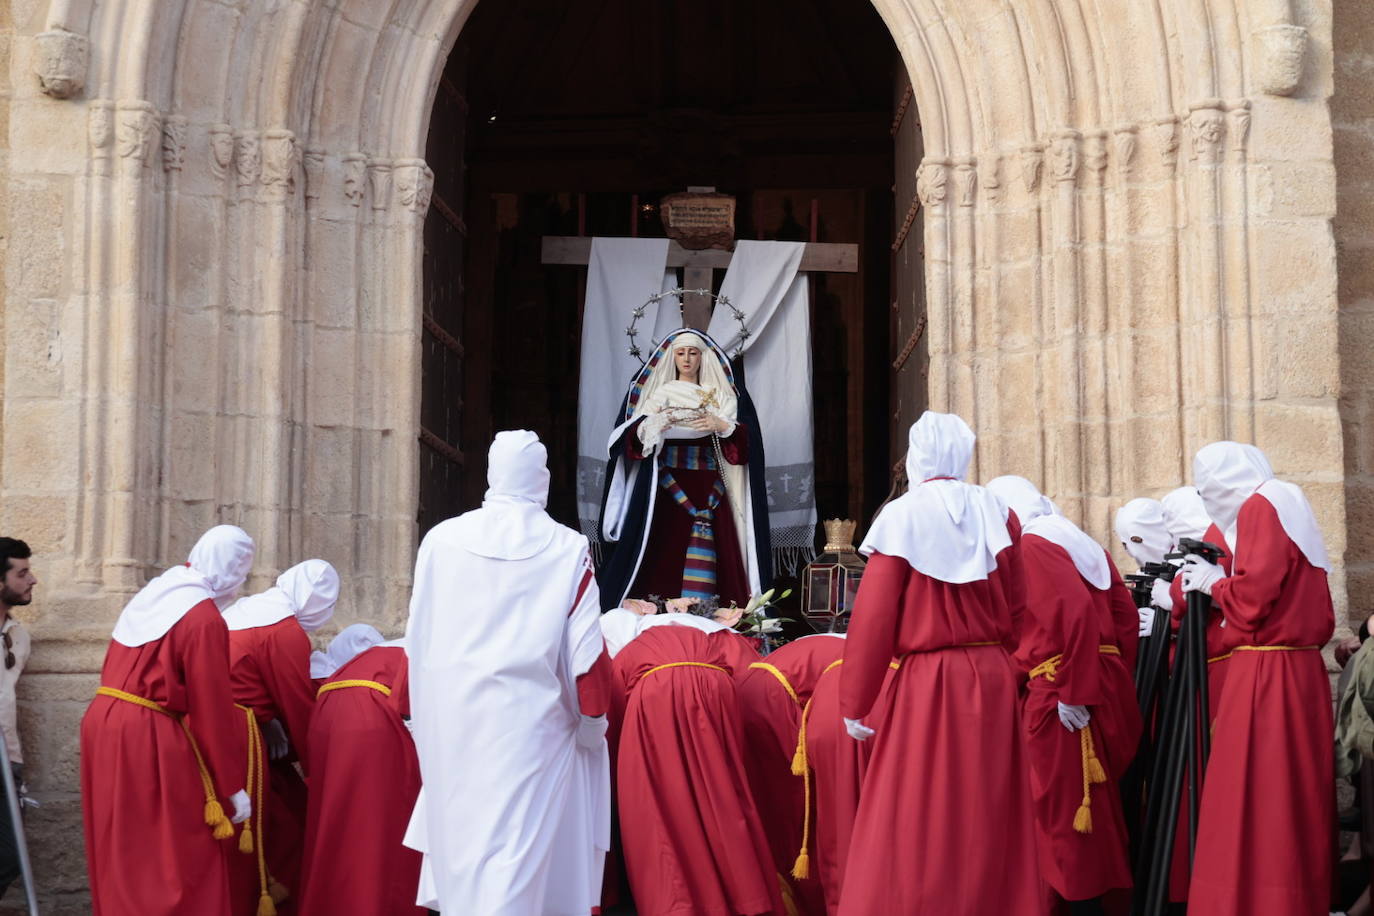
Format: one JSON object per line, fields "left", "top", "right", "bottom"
{"left": 1187, "top": 495, "right": 1334, "bottom": 916}
{"left": 612, "top": 625, "right": 782, "bottom": 916}
{"left": 837, "top": 512, "right": 1043, "bottom": 916}
{"left": 1014, "top": 535, "right": 1140, "bottom": 903}
{"left": 737, "top": 634, "right": 846, "bottom": 914}
{"left": 297, "top": 644, "right": 425, "bottom": 916}
{"left": 81, "top": 600, "right": 247, "bottom": 916}
{"left": 228, "top": 616, "right": 319, "bottom": 910}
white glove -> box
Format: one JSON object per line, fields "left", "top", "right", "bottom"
{"left": 576, "top": 714, "right": 608, "bottom": 750}
{"left": 1181, "top": 555, "right": 1226, "bottom": 596}
{"left": 844, "top": 717, "right": 875, "bottom": 741}
{"left": 229, "top": 789, "right": 252, "bottom": 824}
{"left": 1150, "top": 577, "right": 1174, "bottom": 613}
{"left": 262, "top": 718, "right": 290, "bottom": 761}
{"left": 1057, "top": 703, "right": 1091, "bottom": 732}
{"left": 1137, "top": 604, "right": 1156, "bottom": 637}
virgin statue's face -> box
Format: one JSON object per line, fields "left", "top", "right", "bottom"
{"left": 674, "top": 346, "right": 702, "bottom": 383}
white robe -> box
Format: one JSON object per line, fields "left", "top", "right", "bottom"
{"left": 403, "top": 509, "right": 609, "bottom": 915}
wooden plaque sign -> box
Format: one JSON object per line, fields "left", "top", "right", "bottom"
{"left": 661, "top": 191, "right": 736, "bottom": 250}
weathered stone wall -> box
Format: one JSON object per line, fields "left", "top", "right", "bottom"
{"left": 0, "top": 0, "right": 1352, "bottom": 907}
{"left": 1334, "top": 1, "right": 1374, "bottom": 626}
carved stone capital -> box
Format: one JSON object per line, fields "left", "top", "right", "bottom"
{"left": 342, "top": 154, "right": 367, "bottom": 207}
{"left": 1187, "top": 101, "right": 1226, "bottom": 163}
{"left": 209, "top": 125, "right": 234, "bottom": 180}
{"left": 1225, "top": 100, "right": 1252, "bottom": 161}
{"left": 980, "top": 154, "right": 1003, "bottom": 203}
{"left": 302, "top": 148, "right": 325, "bottom": 200}
{"left": 1050, "top": 130, "right": 1080, "bottom": 185}
{"left": 1020, "top": 144, "right": 1045, "bottom": 193}
{"left": 1113, "top": 125, "right": 1138, "bottom": 179}
{"left": 161, "top": 116, "right": 187, "bottom": 172}
{"left": 954, "top": 158, "right": 977, "bottom": 207}
{"left": 395, "top": 159, "right": 435, "bottom": 214}
{"left": 34, "top": 29, "right": 88, "bottom": 99}
{"left": 1151, "top": 117, "right": 1180, "bottom": 169}
{"left": 88, "top": 100, "right": 115, "bottom": 158}
{"left": 915, "top": 158, "right": 950, "bottom": 209}
{"left": 234, "top": 130, "right": 261, "bottom": 188}
{"left": 1253, "top": 24, "right": 1306, "bottom": 97}
{"left": 262, "top": 129, "right": 298, "bottom": 197}
{"left": 367, "top": 159, "right": 393, "bottom": 211}
{"left": 116, "top": 102, "right": 159, "bottom": 167}
{"left": 1084, "top": 130, "right": 1109, "bottom": 179}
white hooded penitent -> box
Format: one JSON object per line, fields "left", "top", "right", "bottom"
{"left": 987, "top": 475, "right": 1111, "bottom": 590}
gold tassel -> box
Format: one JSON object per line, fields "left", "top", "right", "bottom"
{"left": 238, "top": 824, "right": 254, "bottom": 854}
{"left": 1073, "top": 802, "right": 1093, "bottom": 834}
{"left": 1086, "top": 752, "right": 1108, "bottom": 785}
{"left": 204, "top": 798, "right": 227, "bottom": 829}
{"left": 256, "top": 892, "right": 277, "bottom": 916}
{"left": 212, "top": 816, "right": 235, "bottom": 841}
{"left": 790, "top": 735, "right": 806, "bottom": 777}
{"left": 791, "top": 848, "right": 811, "bottom": 880}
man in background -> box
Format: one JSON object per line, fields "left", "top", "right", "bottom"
{"left": 0, "top": 538, "right": 35, "bottom": 896}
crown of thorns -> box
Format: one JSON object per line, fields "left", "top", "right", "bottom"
{"left": 625, "top": 288, "right": 750, "bottom": 361}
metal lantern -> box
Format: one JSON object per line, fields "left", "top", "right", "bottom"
{"left": 800, "top": 519, "right": 867, "bottom": 633}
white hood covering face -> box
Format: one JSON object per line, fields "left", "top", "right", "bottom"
{"left": 598, "top": 607, "right": 734, "bottom": 658}
{"left": 986, "top": 476, "right": 1111, "bottom": 590}
{"left": 111, "top": 525, "right": 255, "bottom": 647}
{"left": 223, "top": 559, "right": 341, "bottom": 633}
{"left": 452, "top": 430, "right": 560, "bottom": 562}
{"left": 1161, "top": 486, "right": 1213, "bottom": 549}
{"left": 310, "top": 623, "right": 384, "bottom": 679}
{"left": 859, "top": 412, "right": 1011, "bottom": 584}
{"left": 1192, "top": 441, "right": 1330, "bottom": 571}
{"left": 1114, "top": 498, "right": 1172, "bottom": 566}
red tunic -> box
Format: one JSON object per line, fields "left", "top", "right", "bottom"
{"left": 297, "top": 646, "right": 424, "bottom": 916}
{"left": 624, "top": 423, "right": 751, "bottom": 606}
{"left": 837, "top": 519, "right": 1042, "bottom": 915}
{"left": 736, "top": 635, "right": 846, "bottom": 914}
{"left": 613, "top": 625, "right": 782, "bottom": 916}
{"left": 81, "top": 600, "right": 246, "bottom": 916}
{"left": 1187, "top": 495, "right": 1334, "bottom": 915}
{"left": 804, "top": 659, "right": 897, "bottom": 915}
{"left": 1165, "top": 523, "right": 1238, "bottom": 902}
{"left": 228, "top": 617, "right": 318, "bottom": 909}
{"left": 1015, "top": 536, "right": 1140, "bottom": 902}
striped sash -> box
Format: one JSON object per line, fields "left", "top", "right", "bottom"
{"left": 661, "top": 469, "right": 726, "bottom": 598}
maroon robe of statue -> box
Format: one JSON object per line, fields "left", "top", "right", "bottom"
{"left": 837, "top": 514, "right": 1043, "bottom": 915}
{"left": 612, "top": 624, "right": 782, "bottom": 916}
{"left": 620, "top": 421, "right": 751, "bottom": 607}
{"left": 81, "top": 600, "right": 246, "bottom": 916}
{"left": 1015, "top": 535, "right": 1141, "bottom": 904}
{"left": 736, "top": 634, "right": 847, "bottom": 914}
{"left": 1186, "top": 495, "right": 1335, "bottom": 915}
{"left": 297, "top": 645, "right": 425, "bottom": 916}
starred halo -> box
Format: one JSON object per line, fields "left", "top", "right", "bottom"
{"left": 624, "top": 288, "right": 751, "bottom": 360}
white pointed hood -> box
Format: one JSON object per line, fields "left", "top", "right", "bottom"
{"left": 1192, "top": 441, "right": 1329, "bottom": 571}
{"left": 111, "top": 525, "right": 255, "bottom": 647}
{"left": 224, "top": 559, "right": 340, "bottom": 632}
{"left": 1114, "top": 498, "right": 1171, "bottom": 566}
{"left": 987, "top": 475, "right": 1111, "bottom": 590}
{"left": 1160, "top": 486, "right": 1213, "bottom": 550}
{"left": 859, "top": 412, "right": 1011, "bottom": 583}
{"left": 310, "top": 623, "right": 385, "bottom": 679}
{"left": 450, "top": 430, "right": 560, "bottom": 561}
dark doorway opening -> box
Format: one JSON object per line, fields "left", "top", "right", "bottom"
{"left": 419, "top": 0, "right": 908, "bottom": 542}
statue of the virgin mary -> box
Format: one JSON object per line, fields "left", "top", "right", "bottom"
{"left": 597, "top": 328, "right": 772, "bottom": 608}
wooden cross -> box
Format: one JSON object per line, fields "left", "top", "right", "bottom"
{"left": 540, "top": 204, "right": 859, "bottom": 329}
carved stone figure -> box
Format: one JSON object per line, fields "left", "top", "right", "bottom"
{"left": 34, "top": 29, "right": 89, "bottom": 99}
